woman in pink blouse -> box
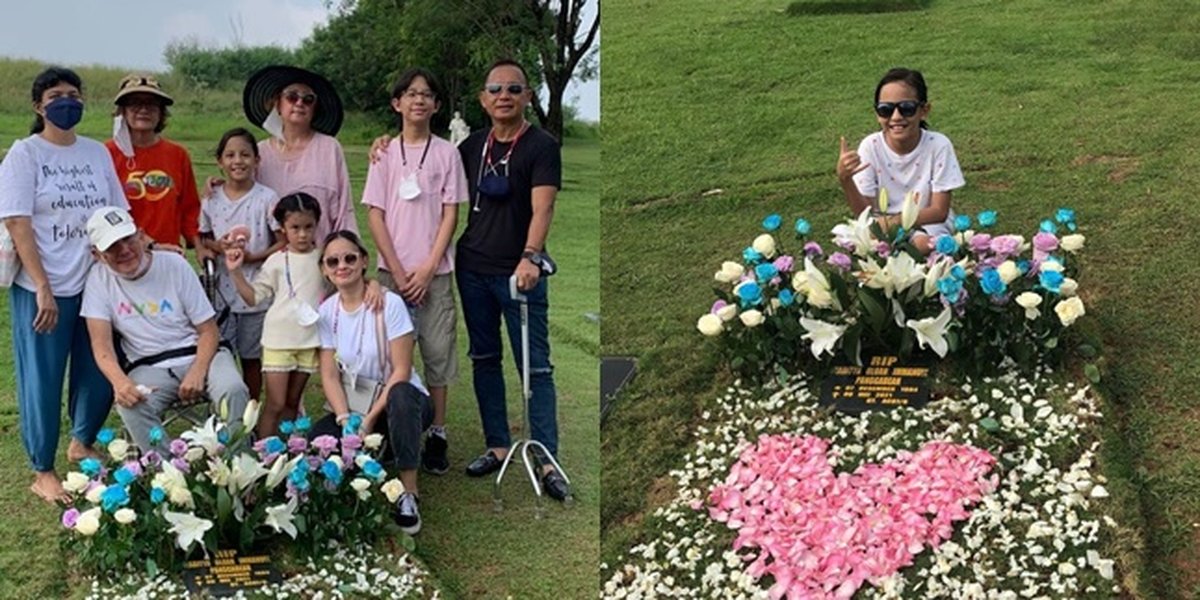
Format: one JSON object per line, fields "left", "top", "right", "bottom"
{"left": 242, "top": 66, "right": 357, "bottom": 243}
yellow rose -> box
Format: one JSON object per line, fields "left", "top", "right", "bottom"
{"left": 1055, "top": 297, "right": 1085, "bottom": 326}
{"left": 697, "top": 314, "right": 723, "bottom": 336}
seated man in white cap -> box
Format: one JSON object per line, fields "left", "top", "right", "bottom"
{"left": 81, "top": 206, "right": 250, "bottom": 450}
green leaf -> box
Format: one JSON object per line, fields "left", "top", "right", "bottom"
{"left": 400, "top": 533, "right": 417, "bottom": 552}
{"left": 859, "top": 290, "right": 886, "bottom": 333}
{"left": 979, "top": 417, "right": 1000, "bottom": 432}
{"left": 1076, "top": 344, "right": 1098, "bottom": 358}
{"left": 1043, "top": 336, "right": 1058, "bottom": 349}
{"left": 1085, "top": 363, "right": 1101, "bottom": 383}
{"left": 842, "top": 324, "right": 862, "bottom": 366}
{"left": 217, "top": 488, "right": 232, "bottom": 525}
{"left": 145, "top": 558, "right": 159, "bottom": 579}
{"left": 829, "top": 270, "right": 851, "bottom": 309}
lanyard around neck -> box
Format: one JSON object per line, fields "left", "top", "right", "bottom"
{"left": 399, "top": 135, "right": 432, "bottom": 170}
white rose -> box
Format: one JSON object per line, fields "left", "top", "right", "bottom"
{"left": 697, "top": 314, "right": 723, "bottom": 336}
{"left": 1060, "top": 277, "right": 1078, "bottom": 296}
{"left": 1061, "top": 234, "right": 1085, "bottom": 252}
{"left": 1040, "top": 260, "right": 1064, "bottom": 273}
{"left": 114, "top": 508, "right": 137, "bottom": 525}
{"left": 185, "top": 446, "right": 206, "bottom": 463}
{"left": 997, "top": 260, "right": 1020, "bottom": 284}
{"left": 75, "top": 508, "right": 102, "bottom": 536}
{"left": 1055, "top": 297, "right": 1085, "bottom": 326}
{"left": 380, "top": 479, "right": 405, "bottom": 504}
{"left": 350, "top": 478, "right": 371, "bottom": 493}
{"left": 63, "top": 472, "right": 90, "bottom": 494}
{"left": 714, "top": 261, "right": 744, "bottom": 283}
{"left": 327, "top": 455, "right": 344, "bottom": 469}
{"left": 738, "top": 310, "right": 764, "bottom": 328}
{"left": 715, "top": 304, "right": 738, "bottom": 321}
{"left": 363, "top": 434, "right": 384, "bottom": 450}
{"left": 1016, "top": 291, "right": 1042, "bottom": 320}
{"left": 85, "top": 484, "right": 107, "bottom": 505}
{"left": 108, "top": 438, "right": 130, "bottom": 462}
{"left": 751, "top": 234, "right": 776, "bottom": 259}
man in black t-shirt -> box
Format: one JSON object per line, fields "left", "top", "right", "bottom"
{"left": 456, "top": 59, "right": 570, "bottom": 502}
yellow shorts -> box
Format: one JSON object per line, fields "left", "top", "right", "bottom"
{"left": 261, "top": 347, "right": 319, "bottom": 373}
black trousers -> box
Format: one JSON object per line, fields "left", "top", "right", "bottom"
{"left": 309, "top": 382, "right": 433, "bottom": 470}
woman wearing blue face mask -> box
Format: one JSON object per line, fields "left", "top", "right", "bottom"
{"left": 0, "top": 67, "right": 129, "bottom": 503}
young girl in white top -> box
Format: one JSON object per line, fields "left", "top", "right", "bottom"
{"left": 226, "top": 193, "right": 323, "bottom": 436}
{"left": 198, "top": 127, "right": 283, "bottom": 403}
{"left": 836, "top": 68, "right": 966, "bottom": 254}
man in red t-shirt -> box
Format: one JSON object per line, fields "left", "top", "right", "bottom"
{"left": 105, "top": 74, "right": 201, "bottom": 251}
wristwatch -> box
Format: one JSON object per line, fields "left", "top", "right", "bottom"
{"left": 521, "top": 250, "right": 557, "bottom": 276}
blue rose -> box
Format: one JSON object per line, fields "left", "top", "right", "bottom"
{"left": 778, "top": 289, "right": 795, "bottom": 307}
{"left": 742, "top": 246, "right": 763, "bottom": 263}
{"left": 362, "top": 459, "right": 384, "bottom": 481}
{"left": 1056, "top": 208, "right": 1076, "bottom": 224}
{"left": 1040, "top": 219, "right": 1057, "bottom": 234}
{"left": 113, "top": 466, "right": 136, "bottom": 486}
{"left": 217, "top": 429, "right": 230, "bottom": 445}
{"left": 935, "top": 235, "right": 959, "bottom": 255}
{"left": 754, "top": 263, "right": 778, "bottom": 281}
{"left": 1017, "top": 259, "right": 1031, "bottom": 274}
{"left": 80, "top": 458, "right": 103, "bottom": 477}
{"left": 794, "top": 218, "right": 811, "bottom": 236}
{"left": 264, "top": 437, "right": 286, "bottom": 455}
{"left": 295, "top": 416, "right": 312, "bottom": 433}
{"left": 279, "top": 421, "right": 295, "bottom": 435}
{"left": 937, "top": 276, "right": 963, "bottom": 304}
{"left": 148, "top": 426, "right": 164, "bottom": 446}
{"left": 96, "top": 428, "right": 115, "bottom": 445}
{"left": 736, "top": 281, "right": 763, "bottom": 306}
{"left": 346, "top": 414, "right": 363, "bottom": 433}
{"left": 101, "top": 485, "right": 130, "bottom": 513}
{"left": 1039, "top": 270, "right": 1064, "bottom": 293}
{"left": 954, "top": 214, "right": 971, "bottom": 231}
{"left": 977, "top": 210, "right": 997, "bottom": 228}
{"left": 950, "top": 265, "right": 967, "bottom": 281}
{"left": 289, "top": 464, "right": 311, "bottom": 491}
{"left": 980, "top": 268, "right": 1007, "bottom": 296}
{"left": 321, "top": 460, "right": 343, "bottom": 486}
{"left": 150, "top": 487, "right": 166, "bottom": 504}
{"left": 762, "top": 214, "right": 782, "bottom": 232}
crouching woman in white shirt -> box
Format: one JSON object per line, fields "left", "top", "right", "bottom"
{"left": 313, "top": 230, "right": 431, "bottom": 535}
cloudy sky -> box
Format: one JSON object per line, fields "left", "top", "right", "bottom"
{"left": 0, "top": 0, "right": 599, "bottom": 121}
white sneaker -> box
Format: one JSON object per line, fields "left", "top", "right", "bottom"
{"left": 394, "top": 492, "right": 421, "bottom": 535}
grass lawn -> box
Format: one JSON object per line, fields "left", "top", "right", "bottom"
{"left": 0, "top": 61, "right": 598, "bottom": 599}
{"left": 601, "top": 0, "right": 1200, "bottom": 596}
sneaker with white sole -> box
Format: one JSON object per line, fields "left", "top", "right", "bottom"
{"left": 393, "top": 492, "right": 421, "bottom": 535}
{"left": 422, "top": 432, "right": 449, "bottom": 475}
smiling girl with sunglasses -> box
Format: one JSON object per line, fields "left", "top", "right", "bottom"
{"left": 836, "top": 68, "right": 965, "bottom": 253}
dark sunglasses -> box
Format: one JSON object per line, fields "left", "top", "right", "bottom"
{"left": 485, "top": 83, "right": 527, "bottom": 96}
{"left": 875, "top": 100, "right": 923, "bottom": 118}
{"left": 323, "top": 253, "right": 360, "bottom": 269}
{"left": 284, "top": 91, "right": 317, "bottom": 106}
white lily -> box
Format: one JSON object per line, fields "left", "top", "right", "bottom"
{"left": 906, "top": 307, "right": 953, "bottom": 357}
{"left": 163, "top": 510, "right": 213, "bottom": 552}
{"left": 206, "top": 458, "right": 231, "bottom": 487}
{"left": 831, "top": 208, "right": 876, "bottom": 257}
{"left": 799, "top": 317, "right": 847, "bottom": 359}
{"left": 266, "top": 454, "right": 303, "bottom": 491}
{"left": 923, "top": 257, "right": 951, "bottom": 298}
{"left": 885, "top": 252, "right": 925, "bottom": 297}
{"left": 901, "top": 190, "right": 920, "bottom": 231}
{"left": 229, "top": 453, "right": 269, "bottom": 496}
{"left": 242, "top": 399, "right": 261, "bottom": 432}
{"left": 264, "top": 498, "right": 299, "bottom": 539}
{"left": 802, "top": 257, "right": 839, "bottom": 310}
{"left": 181, "top": 416, "right": 224, "bottom": 457}
{"left": 154, "top": 460, "right": 188, "bottom": 495}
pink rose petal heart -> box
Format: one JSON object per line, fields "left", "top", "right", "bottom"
{"left": 707, "top": 434, "right": 996, "bottom": 599}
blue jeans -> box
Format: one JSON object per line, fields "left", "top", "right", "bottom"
{"left": 10, "top": 286, "right": 113, "bottom": 472}
{"left": 456, "top": 269, "right": 558, "bottom": 457}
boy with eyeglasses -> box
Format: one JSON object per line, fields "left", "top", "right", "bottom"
{"left": 362, "top": 68, "right": 468, "bottom": 475}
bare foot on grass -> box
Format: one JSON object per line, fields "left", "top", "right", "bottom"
{"left": 67, "top": 438, "right": 102, "bottom": 462}
{"left": 30, "top": 471, "right": 68, "bottom": 504}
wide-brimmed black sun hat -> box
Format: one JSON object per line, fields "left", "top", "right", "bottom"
{"left": 243, "top": 65, "right": 344, "bottom": 137}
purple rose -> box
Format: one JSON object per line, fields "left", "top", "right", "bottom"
{"left": 836, "top": 239, "right": 856, "bottom": 251}
{"left": 169, "top": 439, "right": 189, "bottom": 457}
{"left": 805, "top": 243, "right": 824, "bottom": 258}
{"left": 123, "top": 460, "right": 143, "bottom": 478}
{"left": 341, "top": 434, "right": 363, "bottom": 452}
{"left": 307, "top": 456, "right": 324, "bottom": 471}
{"left": 311, "top": 435, "right": 339, "bottom": 458}
{"left": 773, "top": 255, "right": 795, "bottom": 273}
{"left": 828, "top": 252, "right": 852, "bottom": 271}
{"left": 287, "top": 437, "right": 309, "bottom": 454}
{"left": 140, "top": 450, "right": 162, "bottom": 469}
{"left": 989, "top": 235, "right": 1022, "bottom": 257}
{"left": 170, "top": 458, "right": 191, "bottom": 473}
{"left": 969, "top": 234, "right": 993, "bottom": 255}
{"left": 1033, "top": 232, "right": 1058, "bottom": 253}
{"left": 875, "top": 241, "right": 891, "bottom": 256}
{"left": 62, "top": 508, "right": 80, "bottom": 529}
{"left": 710, "top": 299, "right": 727, "bottom": 315}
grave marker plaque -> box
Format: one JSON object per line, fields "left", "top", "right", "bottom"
{"left": 182, "top": 549, "right": 281, "bottom": 596}
{"left": 818, "top": 354, "right": 930, "bottom": 413}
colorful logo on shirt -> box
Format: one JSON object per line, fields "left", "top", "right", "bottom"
{"left": 124, "top": 170, "right": 175, "bottom": 202}
{"left": 116, "top": 299, "right": 175, "bottom": 316}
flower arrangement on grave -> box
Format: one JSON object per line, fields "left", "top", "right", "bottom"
{"left": 699, "top": 193, "right": 1086, "bottom": 378}
{"left": 58, "top": 400, "right": 409, "bottom": 576}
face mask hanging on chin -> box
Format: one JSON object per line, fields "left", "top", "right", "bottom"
{"left": 262, "top": 107, "right": 285, "bottom": 141}
{"left": 44, "top": 97, "right": 84, "bottom": 131}
{"left": 112, "top": 115, "right": 135, "bottom": 158}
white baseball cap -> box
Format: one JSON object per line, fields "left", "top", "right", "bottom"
{"left": 87, "top": 206, "right": 138, "bottom": 251}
